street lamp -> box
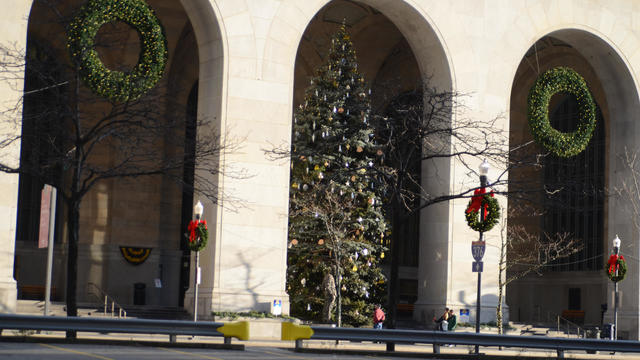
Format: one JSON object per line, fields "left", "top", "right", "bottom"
{"left": 613, "top": 234, "right": 621, "bottom": 340}
{"left": 475, "top": 159, "right": 489, "bottom": 354}
{"left": 193, "top": 200, "right": 203, "bottom": 322}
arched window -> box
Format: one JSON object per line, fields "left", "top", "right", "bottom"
{"left": 542, "top": 94, "right": 605, "bottom": 271}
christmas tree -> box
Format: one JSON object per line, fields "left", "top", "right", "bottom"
{"left": 287, "top": 24, "right": 388, "bottom": 327}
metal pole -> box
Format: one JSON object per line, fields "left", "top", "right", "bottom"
{"left": 194, "top": 250, "right": 199, "bottom": 322}
{"left": 614, "top": 244, "right": 619, "bottom": 340}
{"left": 44, "top": 186, "right": 57, "bottom": 316}
{"left": 475, "top": 174, "right": 487, "bottom": 355}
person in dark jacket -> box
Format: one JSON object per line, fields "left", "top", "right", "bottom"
{"left": 447, "top": 309, "right": 457, "bottom": 331}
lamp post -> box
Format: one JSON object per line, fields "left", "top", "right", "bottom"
{"left": 613, "top": 234, "right": 621, "bottom": 340}
{"left": 193, "top": 200, "right": 203, "bottom": 322}
{"left": 474, "top": 159, "right": 490, "bottom": 354}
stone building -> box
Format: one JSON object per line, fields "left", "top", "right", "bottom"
{"left": 0, "top": 0, "right": 639, "bottom": 339}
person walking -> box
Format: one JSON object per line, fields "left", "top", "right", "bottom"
{"left": 373, "top": 305, "right": 385, "bottom": 329}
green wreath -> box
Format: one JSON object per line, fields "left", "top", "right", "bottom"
{"left": 527, "top": 67, "right": 596, "bottom": 158}
{"left": 68, "top": 0, "right": 168, "bottom": 102}
{"left": 187, "top": 220, "right": 208, "bottom": 252}
{"left": 606, "top": 255, "right": 627, "bottom": 282}
{"left": 465, "top": 194, "right": 500, "bottom": 232}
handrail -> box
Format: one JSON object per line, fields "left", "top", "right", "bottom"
{"left": 557, "top": 315, "right": 585, "bottom": 338}
{"left": 282, "top": 323, "right": 640, "bottom": 358}
{"left": 86, "top": 282, "right": 126, "bottom": 318}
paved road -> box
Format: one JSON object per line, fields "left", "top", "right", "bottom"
{"left": 0, "top": 342, "right": 421, "bottom": 360}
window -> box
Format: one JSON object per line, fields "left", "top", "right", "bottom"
{"left": 542, "top": 94, "right": 605, "bottom": 271}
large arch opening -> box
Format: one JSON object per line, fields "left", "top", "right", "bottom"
{"left": 289, "top": 0, "right": 453, "bottom": 325}
{"left": 507, "top": 29, "right": 640, "bottom": 338}
{"left": 15, "top": 0, "right": 218, "bottom": 311}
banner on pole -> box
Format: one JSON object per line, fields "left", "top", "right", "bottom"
{"left": 38, "top": 185, "right": 54, "bottom": 248}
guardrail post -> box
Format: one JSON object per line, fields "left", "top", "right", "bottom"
{"left": 557, "top": 349, "right": 564, "bottom": 358}
{"left": 224, "top": 337, "right": 232, "bottom": 345}
{"left": 433, "top": 343, "right": 440, "bottom": 354}
{"left": 169, "top": 334, "right": 176, "bottom": 343}
{"left": 295, "top": 339, "right": 303, "bottom": 349}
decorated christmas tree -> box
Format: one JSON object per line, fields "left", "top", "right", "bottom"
{"left": 287, "top": 25, "right": 388, "bottom": 327}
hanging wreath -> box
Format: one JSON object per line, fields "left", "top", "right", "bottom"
{"left": 527, "top": 67, "right": 596, "bottom": 158}
{"left": 465, "top": 188, "right": 500, "bottom": 232}
{"left": 606, "top": 254, "right": 627, "bottom": 282}
{"left": 186, "top": 219, "right": 208, "bottom": 252}
{"left": 119, "top": 246, "right": 152, "bottom": 265}
{"left": 67, "top": 0, "right": 168, "bottom": 102}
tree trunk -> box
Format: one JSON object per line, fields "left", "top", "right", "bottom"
{"left": 65, "top": 198, "right": 79, "bottom": 338}
{"left": 333, "top": 242, "right": 342, "bottom": 327}
{"left": 387, "top": 197, "right": 402, "bottom": 329}
{"left": 496, "top": 235, "right": 506, "bottom": 335}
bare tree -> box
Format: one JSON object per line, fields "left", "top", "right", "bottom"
{"left": 494, "top": 205, "right": 582, "bottom": 334}
{"left": 0, "top": 15, "right": 241, "bottom": 337}
{"left": 373, "top": 80, "right": 511, "bottom": 329}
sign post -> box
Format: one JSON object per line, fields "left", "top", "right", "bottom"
{"left": 39, "top": 185, "right": 57, "bottom": 316}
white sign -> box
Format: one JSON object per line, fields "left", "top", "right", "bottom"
{"left": 459, "top": 308, "right": 470, "bottom": 323}
{"left": 271, "top": 299, "right": 282, "bottom": 316}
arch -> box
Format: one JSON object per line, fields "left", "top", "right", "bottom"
{"left": 507, "top": 27, "right": 640, "bottom": 337}
{"left": 282, "top": 0, "right": 455, "bottom": 325}
{"left": 178, "top": 0, "right": 227, "bottom": 317}
{"left": 266, "top": 0, "right": 453, "bottom": 91}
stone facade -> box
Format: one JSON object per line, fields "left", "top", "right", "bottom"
{"left": 0, "top": 0, "right": 639, "bottom": 338}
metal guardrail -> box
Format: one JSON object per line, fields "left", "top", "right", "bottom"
{"left": 0, "top": 314, "right": 248, "bottom": 345}
{"left": 282, "top": 323, "right": 640, "bottom": 358}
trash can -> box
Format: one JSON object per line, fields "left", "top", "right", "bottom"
{"left": 134, "top": 283, "right": 146, "bottom": 305}
{"left": 602, "top": 323, "right": 614, "bottom": 340}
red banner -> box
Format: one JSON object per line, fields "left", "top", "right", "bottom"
{"left": 38, "top": 185, "right": 53, "bottom": 249}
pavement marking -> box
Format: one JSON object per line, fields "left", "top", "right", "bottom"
{"left": 158, "top": 347, "right": 223, "bottom": 360}
{"left": 261, "top": 349, "right": 308, "bottom": 359}
{"left": 39, "top": 343, "right": 115, "bottom": 360}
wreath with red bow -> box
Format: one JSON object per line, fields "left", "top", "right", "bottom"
{"left": 186, "top": 219, "right": 208, "bottom": 252}
{"left": 606, "top": 254, "right": 627, "bottom": 282}
{"left": 465, "top": 188, "right": 500, "bottom": 232}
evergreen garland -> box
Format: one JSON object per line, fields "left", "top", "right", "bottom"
{"left": 187, "top": 220, "right": 208, "bottom": 252}
{"left": 606, "top": 254, "right": 627, "bottom": 282}
{"left": 527, "top": 67, "right": 596, "bottom": 158}
{"left": 67, "top": 0, "right": 168, "bottom": 102}
{"left": 465, "top": 193, "right": 500, "bottom": 233}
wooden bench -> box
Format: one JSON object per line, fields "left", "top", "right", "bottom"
{"left": 19, "top": 285, "right": 56, "bottom": 300}
{"left": 397, "top": 303, "right": 415, "bottom": 313}
{"left": 561, "top": 310, "right": 585, "bottom": 324}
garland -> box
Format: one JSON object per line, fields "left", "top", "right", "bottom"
{"left": 527, "top": 67, "right": 596, "bottom": 158}
{"left": 67, "top": 0, "right": 168, "bottom": 102}
{"left": 465, "top": 188, "right": 500, "bottom": 232}
{"left": 606, "top": 254, "right": 627, "bottom": 282}
{"left": 119, "top": 246, "right": 152, "bottom": 265}
{"left": 187, "top": 219, "right": 208, "bottom": 252}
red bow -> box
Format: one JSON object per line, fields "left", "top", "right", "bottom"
{"left": 608, "top": 254, "right": 625, "bottom": 274}
{"left": 188, "top": 220, "right": 207, "bottom": 243}
{"left": 466, "top": 188, "right": 493, "bottom": 220}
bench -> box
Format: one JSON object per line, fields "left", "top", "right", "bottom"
{"left": 19, "top": 285, "right": 56, "bottom": 300}
{"left": 397, "top": 303, "right": 415, "bottom": 313}
{"left": 561, "top": 310, "right": 585, "bottom": 324}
